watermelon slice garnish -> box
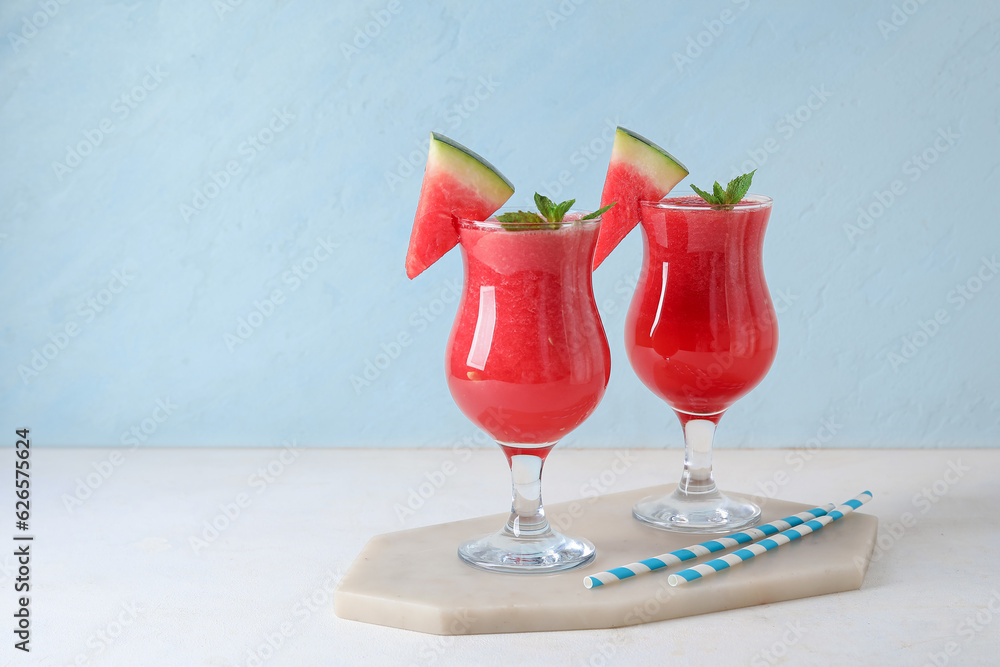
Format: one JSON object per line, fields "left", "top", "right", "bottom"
{"left": 592, "top": 127, "right": 689, "bottom": 269}
{"left": 405, "top": 132, "right": 514, "bottom": 279}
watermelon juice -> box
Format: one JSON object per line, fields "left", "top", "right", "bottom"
{"left": 626, "top": 196, "right": 777, "bottom": 417}
{"left": 446, "top": 216, "right": 611, "bottom": 449}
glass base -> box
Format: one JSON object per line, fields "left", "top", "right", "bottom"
{"left": 632, "top": 487, "right": 761, "bottom": 534}
{"left": 458, "top": 528, "right": 595, "bottom": 574}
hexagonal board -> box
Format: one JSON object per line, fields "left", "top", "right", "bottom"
{"left": 334, "top": 485, "right": 878, "bottom": 635}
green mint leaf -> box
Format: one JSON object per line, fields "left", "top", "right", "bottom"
{"left": 581, "top": 202, "right": 616, "bottom": 220}
{"left": 496, "top": 210, "right": 546, "bottom": 230}
{"left": 534, "top": 193, "right": 557, "bottom": 221}
{"left": 500, "top": 193, "right": 614, "bottom": 230}
{"left": 690, "top": 184, "right": 720, "bottom": 205}
{"left": 552, "top": 199, "right": 575, "bottom": 222}
{"left": 712, "top": 181, "right": 726, "bottom": 202}
{"left": 724, "top": 169, "right": 755, "bottom": 204}
{"left": 496, "top": 210, "right": 545, "bottom": 224}
{"left": 691, "top": 170, "right": 756, "bottom": 209}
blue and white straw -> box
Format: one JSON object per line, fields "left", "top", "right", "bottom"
{"left": 583, "top": 502, "right": 838, "bottom": 589}
{"left": 667, "top": 491, "right": 873, "bottom": 587}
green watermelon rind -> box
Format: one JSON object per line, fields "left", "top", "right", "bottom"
{"left": 429, "top": 132, "right": 514, "bottom": 204}
{"left": 611, "top": 127, "right": 689, "bottom": 184}
{"left": 405, "top": 133, "right": 514, "bottom": 279}
{"left": 592, "top": 127, "right": 689, "bottom": 269}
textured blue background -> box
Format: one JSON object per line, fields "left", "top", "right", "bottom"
{"left": 2, "top": 1, "right": 998, "bottom": 447}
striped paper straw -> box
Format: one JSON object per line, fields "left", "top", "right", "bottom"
{"left": 583, "top": 502, "right": 837, "bottom": 589}
{"left": 667, "top": 491, "right": 873, "bottom": 587}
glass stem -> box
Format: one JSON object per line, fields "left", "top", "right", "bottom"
{"left": 675, "top": 411, "right": 723, "bottom": 497}
{"left": 503, "top": 453, "right": 551, "bottom": 538}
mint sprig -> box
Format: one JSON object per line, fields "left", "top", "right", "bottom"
{"left": 534, "top": 193, "right": 563, "bottom": 223}
{"left": 496, "top": 193, "right": 617, "bottom": 230}
{"left": 690, "top": 170, "right": 755, "bottom": 209}
{"left": 494, "top": 210, "right": 546, "bottom": 230}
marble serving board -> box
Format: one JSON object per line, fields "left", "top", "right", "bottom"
{"left": 334, "top": 485, "right": 878, "bottom": 635}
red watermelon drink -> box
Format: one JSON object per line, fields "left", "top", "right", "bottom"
{"left": 626, "top": 185, "right": 777, "bottom": 533}
{"left": 447, "top": 208, "right": 611, "bottom": 574}
{"left": 447, "top": 214, "right": 610, "bottom": 447}
{"left": 626, "top": 196, "right": 777, "bottom": 415}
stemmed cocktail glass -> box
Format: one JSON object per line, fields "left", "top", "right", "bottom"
{"left": 446, "top": 211, "right": 610, "bottom": 573}
{"left": 626, "top": 195, "right": 777, "bottom": 533}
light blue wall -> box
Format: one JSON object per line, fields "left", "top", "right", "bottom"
{"left": 2, "top": 1, "right": 997, "bottom": 448}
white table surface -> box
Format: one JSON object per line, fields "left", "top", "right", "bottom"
{"left": 18, "top": 447, "right": 1000, "bottom": 666}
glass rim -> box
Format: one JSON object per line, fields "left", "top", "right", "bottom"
{"left": 456, "top": 207, "right": 603, "bottom": 229}
{"left": 640, "top": 193, "right": 772, "bottom": 211}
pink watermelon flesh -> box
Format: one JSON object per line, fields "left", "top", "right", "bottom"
{"left": 405, "top": 137, "right": 513, "bottom": 279}
{"left": 593, "top": 161, "right": 676, "bottom": 269}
